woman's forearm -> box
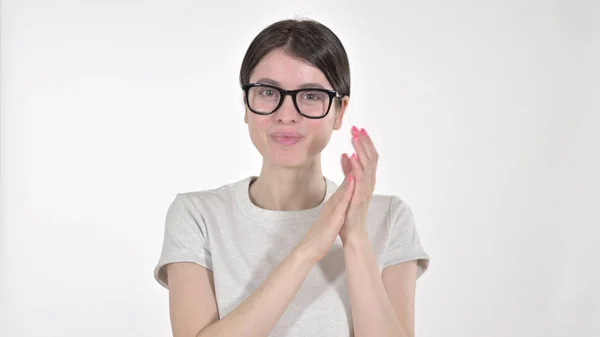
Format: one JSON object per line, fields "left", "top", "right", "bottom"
{"left": 197, "top": 245, "right": 315, "bottom": 337}
{"left": 343, "top": 234, "right": 407, "bottom": 337}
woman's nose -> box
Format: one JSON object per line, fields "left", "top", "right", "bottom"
{"left": 273, "top": 95, "right": 299, "bottom": 123}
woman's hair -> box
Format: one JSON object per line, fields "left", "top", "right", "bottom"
{"left": 239, "top": 19, "right": 351, "bottom": 107}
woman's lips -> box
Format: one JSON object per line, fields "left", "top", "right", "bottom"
{"left": 271, "top": 135, "right": 303, "bottom": 145}
{"left": 270, "top": 132, "right": 304, "bottom": 145}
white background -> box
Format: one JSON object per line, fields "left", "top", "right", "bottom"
{"left": 1, "top": 1, "right": 598, "bottom": 336}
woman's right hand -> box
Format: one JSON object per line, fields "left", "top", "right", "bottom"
{"left": 297, "top": 174, "right": 356, "bottom": 264}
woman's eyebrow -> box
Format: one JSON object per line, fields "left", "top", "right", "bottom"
{"left": 298, "top": 82, "right": 326, "bottom": 89}
{"left": 255, "top": 78, "right": 327, "bottom": 90}
{"left": 256, "top": 78, "right": 279, "bottom": 86}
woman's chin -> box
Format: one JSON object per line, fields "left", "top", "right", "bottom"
{"left": 267, "top": 151, "right": 309, "bottom": 168}
{"left": 271, "top": 156, "right": 305, "bottom": 168}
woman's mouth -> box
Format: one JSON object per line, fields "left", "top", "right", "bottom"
{"left": 271, "top": 135, "right": 303, "bottom": 145}
{"left": 270, "top": 132, "right": 304, "bottom": 146}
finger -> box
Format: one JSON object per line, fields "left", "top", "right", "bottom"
{"left": 352, "top": 126, "right": 379, "bottom": 163}
{"left": 330, "top": 171, "right": 351, "bottom": 203}
{"left": 349, "top": 153, "right": 364, "bottom": 199}
{"left": 358, "top": 127, "right": 378, "bottom": 162}
{"left": 351, "top": 127, "right": 372, "bottom": 170}
{"left": 332, "top": 174, "right": 356, "bottom": 201}
{"left": 335, "top": 174, "right": 355, "bottom": 211}
{"left": 349, "top": 153, "right": 364, "bottom": 178}
{"left": 341, "top": 153, "right": 352, "bottom": 176}
{"left": 326, "top": 174, "right": 354, "bottom": 227}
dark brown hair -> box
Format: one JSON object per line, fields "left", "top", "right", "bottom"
{"left": 239, "top": 19, "right": 351, "bottom": 106}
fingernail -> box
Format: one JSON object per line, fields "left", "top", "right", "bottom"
{"left": 352, "top": 126, "right": 359, "bottom": 134}
{"left": 353, "top": 135, "right": 359, "bottom": 142}
{"left": 351, "top": 153, "right": 357, "bottom": 160}
{"left": 361, "top": 128, "right": 367, "bottom": 135}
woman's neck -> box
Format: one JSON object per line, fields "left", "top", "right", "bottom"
{"left": 249, "top": 160, "right": 326, "bottom": 211}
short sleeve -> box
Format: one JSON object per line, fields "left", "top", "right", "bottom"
{"left": 153, "top": 193, "right": 213, "bottom": 289}
{"left": 382, "top": 196, "right": 430, "bottom": 278}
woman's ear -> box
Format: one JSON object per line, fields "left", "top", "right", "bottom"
{"left": 242, "top": 92, "right": 248, "bottom": 124}
{"left": 333, "top": 96, "right": 350, "bottom": 130}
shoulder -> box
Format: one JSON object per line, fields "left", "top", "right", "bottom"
{"left": 364, "top": 193, "right": 419, "bottom": 239}
{"left": 173, "top": 176, "right": 249, "bottom": 207}
{"left": 165, "top": 176, "right": 250, "bottom": 222}
{"left": 369, "top": 193, "right": 413, "bottom": 220}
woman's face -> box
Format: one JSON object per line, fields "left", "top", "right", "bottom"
{"left": 244, "top": 48, "right": 348, "bottom": 168}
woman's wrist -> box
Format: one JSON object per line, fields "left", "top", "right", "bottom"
{"left": 292, "top": 239, "right": 320, "bottom": 269}
{"left": 341, "top": 230, "right": 370, "bottom": 250}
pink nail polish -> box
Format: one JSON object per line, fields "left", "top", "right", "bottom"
{"left": 353, "top": 135, "right": 359, "bottom": 142}
{"left": 361, "top": 128, "right": 367, "bottom": 135}
{"left": 351, "top": 153, "right": 357, "bottom": 160}
{"left": 352, "top": 126, "right": 359, "bottom": 134}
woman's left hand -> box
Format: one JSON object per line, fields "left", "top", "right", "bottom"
{"left": 339, "top": 125, "right": 378, "bottom": 244}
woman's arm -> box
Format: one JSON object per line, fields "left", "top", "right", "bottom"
{"left": 167, "top": 245, "right": 314, "bottom": 337}
{"left": 167, "top": 175, "right": 356, "bottom": 337}
{"left": 204, "top": 245, "right": 315, "bottom": 337}
{"left": 381, "top": 260, "right": 418, "bottom": 337}
{"left": 339, "top": 127, "right": 423, "bottom": 337}
{"left": 167, "top": 263, "right": 219, "bottom": 337}
{"left": 343, "top": 234, "right": 416, "bottom": 337}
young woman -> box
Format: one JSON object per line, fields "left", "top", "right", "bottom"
{"left": 154, "top": 18, "right": 430, "bottom": 337}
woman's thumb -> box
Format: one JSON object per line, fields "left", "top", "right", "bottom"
{"left": 340, "top": 174, "right": 355, "bottom": 203}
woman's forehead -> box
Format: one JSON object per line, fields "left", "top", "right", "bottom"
{"left": 249, "top": 49, "right": 332, "bottom": 89}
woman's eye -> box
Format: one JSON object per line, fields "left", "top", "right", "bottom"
{"left": 303, "top": 92, "right": 321, "bottom": 100}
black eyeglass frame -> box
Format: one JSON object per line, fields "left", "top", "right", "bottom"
{"left": 241, "top": 83, "right": 345, "bottom": 119}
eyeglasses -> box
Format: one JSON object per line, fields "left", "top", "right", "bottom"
{"left": 241, "top": 83, "right": 344, "bottom": 119}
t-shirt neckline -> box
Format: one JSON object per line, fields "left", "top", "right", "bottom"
{"left": 234, "top": 175, "right": 338, "bottom": 221}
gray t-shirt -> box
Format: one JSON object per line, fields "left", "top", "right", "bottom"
{"left": 154, "top": 176, "right": 430, "bottom": 337}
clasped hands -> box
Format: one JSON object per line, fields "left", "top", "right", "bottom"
{"left": 338, "top": 125, "right": 378, "bottom": 244}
